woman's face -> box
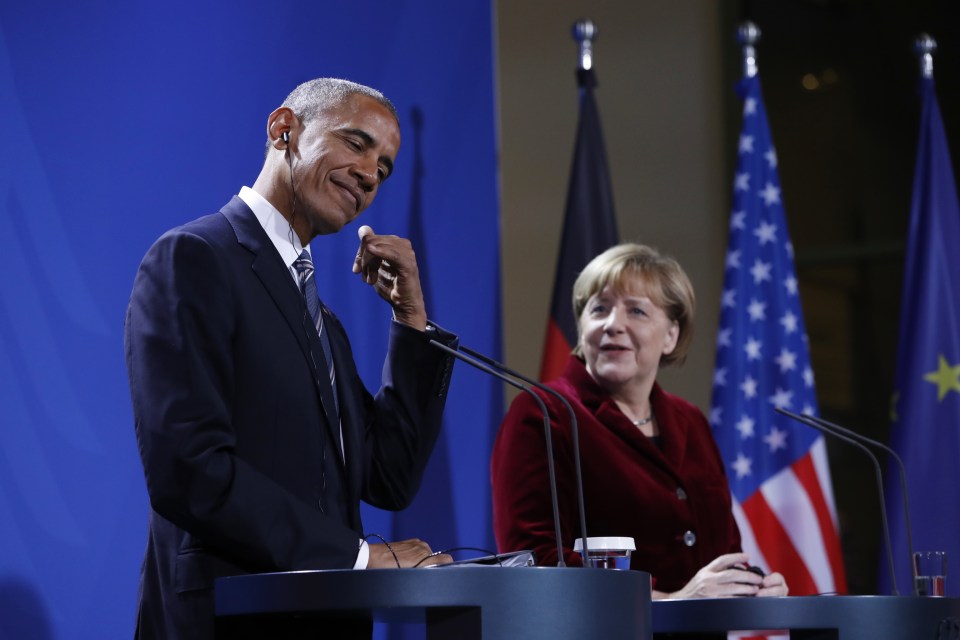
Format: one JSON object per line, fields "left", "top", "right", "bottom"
{"left": 578, "top": 279, "right": 679, "bottom": 395}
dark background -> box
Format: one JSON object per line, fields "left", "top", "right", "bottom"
{"left": 723, "top": 0, "right": 960, "bottom": 594}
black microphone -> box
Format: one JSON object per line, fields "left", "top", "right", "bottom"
{"left": 799, "top": 411, "right": 915, "bottom": 593}
{"left": 775, "top": 407, "right": 899, "bottom": 595}
{"left": 429, "top": 340, "right": 567, "bottom": 566}
{"left": 460, "top": 345, "right": 589, "bottom": 560}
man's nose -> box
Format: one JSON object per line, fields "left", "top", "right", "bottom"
{"left": 352, "top": 156, "right": 378, "bottom": 192}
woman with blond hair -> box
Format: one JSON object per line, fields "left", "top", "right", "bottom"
{"left": 492, "top": 243, "right": 787, "bottom": 599}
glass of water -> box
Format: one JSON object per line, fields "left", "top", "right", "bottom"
{"left": 913, "top": 551, "right": 947, "bottom": 596}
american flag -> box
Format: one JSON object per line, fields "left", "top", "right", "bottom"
{"left": 710, "top": 74, "right": 848, "bottom": 596}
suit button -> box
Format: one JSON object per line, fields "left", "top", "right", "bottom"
{"left": 676, "top": 487, "right": 688, "bottom": 501}
{"left": 683, "top": 530, "right": 696, "bottom": 547}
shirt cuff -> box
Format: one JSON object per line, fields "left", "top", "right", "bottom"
{"left": 354, "top": 539, "right": 370, "bottom": 569}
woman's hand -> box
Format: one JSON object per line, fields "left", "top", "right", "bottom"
{"left": 757, "top": 570, "right": 789, "bottom": 597}
{"left": 658, "top": 552, "right": 764, "bottom": 599}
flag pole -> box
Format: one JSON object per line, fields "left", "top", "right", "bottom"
{"left": 536, "top": 19, "right": 617, "bottom": 567}
{"left": 572, "top": 19, "right": 596, "bottom": 71}
{"left": 884, "top": 29, "right": 939, "bottom": 593}
{"left": 737, "top": 21, "right": 760, "bottom": 79}
{"left": 916, "top": 33, "right": 936, "bottom": 79}
{"left": 555, "top": 17, "right": 599, "bottom": 565}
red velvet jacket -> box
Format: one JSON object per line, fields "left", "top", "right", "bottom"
{"left": 491, "top": 356, "right": 741, "bottom": 593}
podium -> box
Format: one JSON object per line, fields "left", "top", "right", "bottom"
{"left": 216, "top": 566, "right": 652, "bottom": 639}
{"left": 652, "top": 595, "right": 960, "bottom": 639}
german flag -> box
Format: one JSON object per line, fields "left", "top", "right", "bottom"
{"left": 540, "top": 67, "right": 618, "bottom": 381}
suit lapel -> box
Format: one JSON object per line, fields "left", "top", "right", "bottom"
{"left": 220, "top": 198, "right": 342, "bottom": 446}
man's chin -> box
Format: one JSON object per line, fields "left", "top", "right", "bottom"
{"left": 307, "top": 210, "right": 355, "bottom": 236}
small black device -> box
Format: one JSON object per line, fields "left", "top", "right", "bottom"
{"left": 735, "top": 564, "right": 766, "bottom": 577}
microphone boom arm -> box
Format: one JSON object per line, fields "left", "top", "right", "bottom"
{"left": 430, "top": 340, "right": 567, "bottom": 566}
{"left": 775, "top": 407, "right": 899, "bottom": 595}
{"left": 802, "top": 413, "right": 915, "bottom": 585}
{"left": 461, "top": 345, "right": 589, "bottom": 560}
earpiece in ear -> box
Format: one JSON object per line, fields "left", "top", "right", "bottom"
{"left": 282, "top": 131, "right": 290, "bottom": 144}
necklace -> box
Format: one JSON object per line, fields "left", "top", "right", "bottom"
{"left": 632, "top": 415, "right": 653, "bottom": 427}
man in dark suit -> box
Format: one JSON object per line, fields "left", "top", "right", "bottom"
{"left": 125, "top": 78, "right": 456, "bottom": 638}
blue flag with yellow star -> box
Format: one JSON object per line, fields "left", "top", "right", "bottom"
{"left": 883, "top": 72, "right": 960, "bottom": 596}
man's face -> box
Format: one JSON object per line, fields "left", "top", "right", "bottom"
{"left": 292, "top": 94, "right": 400, "bottom": 236}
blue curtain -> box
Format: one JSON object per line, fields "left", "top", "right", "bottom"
{"left": 0, "top": 2, "right": 500, "bottom": 638}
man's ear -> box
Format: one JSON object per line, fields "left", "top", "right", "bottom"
{"left": 267, "top": 106, "right": 297, "bottom": 150}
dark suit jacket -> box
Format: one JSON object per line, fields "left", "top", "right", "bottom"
{"left": 125, "top": 197, "right": 456, "bottom": 638}
{"left": 491, "top": 356, "right": 740, "bottom": 593}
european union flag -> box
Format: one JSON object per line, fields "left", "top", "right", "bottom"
{"left": 883, "top": 70, "right": 960, "bottom": 596}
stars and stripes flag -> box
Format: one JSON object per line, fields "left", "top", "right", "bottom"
{"left": 881, "top": 67, "right": 960, "bottom": 597}
{"left": 710, "top": 73, "right": 848, "bottom": 596}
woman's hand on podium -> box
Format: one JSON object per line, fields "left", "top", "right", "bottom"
{"left": 757, "top": 571, "right": 789, "bottom": 597}
{"left": 657, "top": 552, "right": 764, "bottom": 599}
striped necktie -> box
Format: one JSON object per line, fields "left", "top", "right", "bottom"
{"left": 293, "top": 249, "right": 343, "bottom": 458}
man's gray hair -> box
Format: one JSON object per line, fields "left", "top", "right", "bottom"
{"left": 282, "top": 77, "right": 398, "bottom": 125}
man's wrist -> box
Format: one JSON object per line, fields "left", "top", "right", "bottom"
{"left": 391, "top": 310, "right": 428, "bottom": 331}
{"left": 390, "top": 311, "right": 429, "bottom": 332}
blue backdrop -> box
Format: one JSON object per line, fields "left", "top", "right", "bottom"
{"left": 0, "top": 2, "right": 501, "bottom": 638}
